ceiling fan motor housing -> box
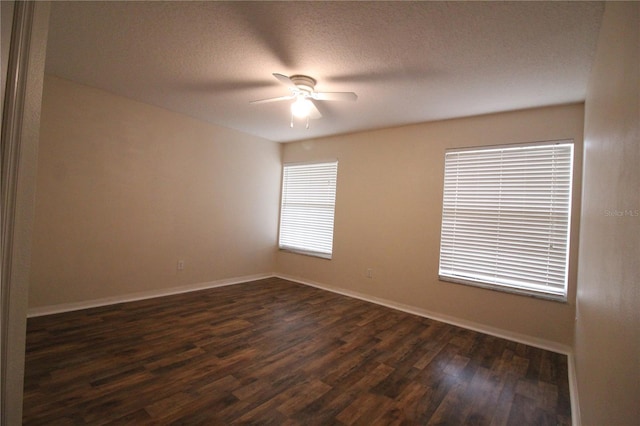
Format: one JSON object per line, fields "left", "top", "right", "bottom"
{"left": 290, "top": 75, "right": 317, "bottom": 94}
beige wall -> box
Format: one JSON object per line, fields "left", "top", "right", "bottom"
{"left": 29, "top": 76, "right": 282, "bottom": 308}
{"left": 32, "top": 78, "right": 586, "bottom": 348}
{"left": 278, "top": 103, "right": 584, "bottom": 348}
{"left": 576, "top": 2, "right": 639, "bottom": 425}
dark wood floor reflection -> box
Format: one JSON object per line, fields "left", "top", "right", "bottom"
{"left": 23, "top": 277, "right": 571, "bottom": 425}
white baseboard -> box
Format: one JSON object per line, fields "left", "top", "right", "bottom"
{"left": 27, "top": 273, "right": 274, "bottom": 318}
{"left": 277, "top": 273, "right": 581, "bottom": 423}
{"left": 275, "top": 273, "right": 572, "bottom": 355}
{"left": 28, "top": 272, "right": 570, "bottom": 354}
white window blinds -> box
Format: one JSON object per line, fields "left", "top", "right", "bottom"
{"left": 279, "top": 161, "right": 338, "bottom": 259}
{"left": 438, "top": 141, "right": 574, "bottom": 300}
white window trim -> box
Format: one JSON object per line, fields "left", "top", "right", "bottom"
{"left": 438, "top": 140, "right": 574, "bottom": 302}
{"left": 278, "top": 160, "right": 338, "bottom": 259}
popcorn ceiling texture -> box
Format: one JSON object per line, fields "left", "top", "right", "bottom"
{"left": 45, "top": 1, "right": 603, "bottom": 142}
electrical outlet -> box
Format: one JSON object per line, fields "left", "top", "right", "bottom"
{"left": 366, "top": 268, "right": 373, "bottom": 279}
{"left": 177, "top": 260, "right": 185, "bottom": 271}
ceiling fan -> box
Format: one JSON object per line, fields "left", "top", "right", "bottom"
{"left": 250, "top": 73, "right": 358, "bottom": 129}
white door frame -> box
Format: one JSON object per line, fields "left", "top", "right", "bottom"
{"left": 1, "top": 1, "right": 49, "bottom": 423}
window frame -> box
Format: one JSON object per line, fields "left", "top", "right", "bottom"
{"left": 438, "top": 140, "right": 575, "bottom": 302}
{"left": 278, "top": 160, "right": 339, "bottom": 259}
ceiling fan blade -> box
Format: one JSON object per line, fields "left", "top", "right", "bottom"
{"left": 250, "top": 94, "right": 295, "bottom": 104}
{"left": 308, "top": 100, "right": 322, "bottom": 119}
{"left": 313, "top": 91, "right": 358, "bottom": 102}
{"left": 273, "top": 73, "right": 298, "bottom": 90}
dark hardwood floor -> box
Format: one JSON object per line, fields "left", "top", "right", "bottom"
{"left": 23, "top": 277, "right": 571, "bottom": 425}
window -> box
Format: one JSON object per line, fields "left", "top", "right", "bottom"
{"left": 279, "top": 161, "right": 338, "bottom": 259}
{"left": 438, "top": 141, "right": 574, "bottom": 300}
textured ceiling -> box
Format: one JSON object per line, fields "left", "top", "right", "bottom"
{"left": 45, "top": 1, "right": 604, "bottom": 143}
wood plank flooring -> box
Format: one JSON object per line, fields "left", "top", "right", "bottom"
{"left": 23, "top": 277, "right": 571, "bottom": 425}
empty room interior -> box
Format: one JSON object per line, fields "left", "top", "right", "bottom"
{"left": 2, "top": 1, "right": 638, "bottom": 425}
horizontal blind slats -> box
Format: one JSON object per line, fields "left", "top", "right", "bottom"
{"left": 279, "top": 161, "right": 338, "bottom": 257}
{"left": 439, "top": 142, "right": 573, "bottom": 298}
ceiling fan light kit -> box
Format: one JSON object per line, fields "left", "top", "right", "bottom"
{"left": 291, "top": 97, "right": 313, "bottom": 118}
{"left": 250, "top": 73, "right": 358, "bottom": 129}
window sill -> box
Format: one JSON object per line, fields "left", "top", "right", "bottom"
{"left": 439, "top": 275, "right": 568, "bottom": 304}
{"left": 279, "top": 247, "right": 332, "bottom": 260}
